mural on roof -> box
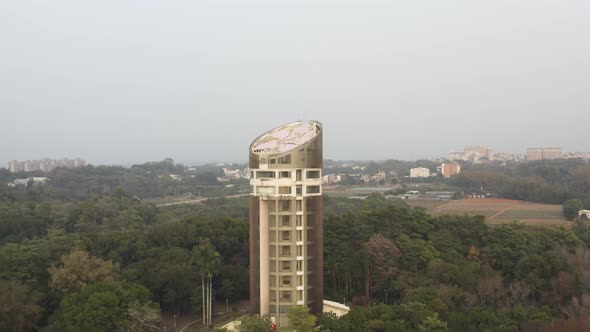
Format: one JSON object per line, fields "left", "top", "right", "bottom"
{"left": 251, "top": 121, "right": 320, "bottom": 154}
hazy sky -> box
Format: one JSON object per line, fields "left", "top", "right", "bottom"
{"left": 1, "top": 1, "right": 589, "bottom": 165}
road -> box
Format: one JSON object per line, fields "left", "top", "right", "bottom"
{"left": 155, "top": 194, "right": 249, "bottom": 207}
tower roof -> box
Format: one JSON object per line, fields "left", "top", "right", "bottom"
{"left": 251, "top": 120, "right": 321, "bottom": 155}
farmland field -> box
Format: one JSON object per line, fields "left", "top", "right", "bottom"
{"left": 407, "top": 198, "right": 569, "bottom": 227}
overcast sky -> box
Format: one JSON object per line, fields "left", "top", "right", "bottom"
{"left": 1, "top": 1, "right": 589, "bottom": 165}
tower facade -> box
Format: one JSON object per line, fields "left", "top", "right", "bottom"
{"left": 249, "top": 121, "right": 323, "bottom": 320}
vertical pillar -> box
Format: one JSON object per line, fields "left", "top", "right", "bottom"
{"left": 259, "top": 199, "right": 270, "bottom": 316}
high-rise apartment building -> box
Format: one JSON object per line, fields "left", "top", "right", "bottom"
{"left": 527, "top": 148, "right": 563, "bottom": 161}
{"left": 6, "top": 158, "right": 87, "bottom": 173}
{"left": 449, "top": 146, "right": 494, "bottom": 163}
{"left": 249, "top": 121, "right": 323, "bottom": 322}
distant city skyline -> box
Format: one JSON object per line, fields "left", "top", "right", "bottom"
{"left": 3, "top": 142, "right": 590, "bottom": 168}
{"left": 1, "top": 1, "right": 589, "bottom": 165}
{"left": 6, "top": 158, "right": 87, "bottom": 173}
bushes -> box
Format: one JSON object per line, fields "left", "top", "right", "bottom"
{"left": 563, "top": 199, "right": 584, "bottom": 220}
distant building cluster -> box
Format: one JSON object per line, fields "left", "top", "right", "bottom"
{"left": 408, "top": 164, "right": 460, "bottom": 179}
{"left": 360, "top": 171, "right": 387, "bottom": 184}
{"left": 565, "top": 151, "right": 590, "bottom": 160}
{"left": 338, "top": 170, "right": 397, "bottom": 185}
{"left": 451, "top": 145, "right": 590, "bottom": 163}
{"left": 526, "top": 148, "right": 563, "bottom": 161}
{"left": 8, "top": 177, "right": 51, "bottom": 187}
{"left": 7, "top": 158, "right": 87, "bottom": 173}
{"left": 216, "top": 168, "right": 250, "bottom": 182}
{"left": 322, "top": 174, "right": 342, "bottom": 185}
{"left": 449, "top": 146, "right": 523, "bottom": 163}
{"left": 449, "top": 146, "right": 494, "bottom": 163}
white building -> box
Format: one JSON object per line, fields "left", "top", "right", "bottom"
{"left": 8, "top": 177, "right": 51, "bottom": 187}
{"left": 410, "top": 167, "right": 430, "bottom": 178}
{"left": 322, "top": 174, "right": 341, "bottom": 185}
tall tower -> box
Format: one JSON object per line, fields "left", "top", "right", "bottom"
{"left": 249, "top": 121, "right": 323, "bottom": 320}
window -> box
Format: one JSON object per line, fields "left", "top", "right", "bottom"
{"left": 296, "top": 215, "right": 302, "bottom": 226}
{"left": 257, "top": 171, "right": 275, "bottom": 179}
{"left": 282, "top": 261, "right": 291, "bottom": 272}
{"left": 281, "top": 231, "right": 290, "bottom": 241}
{"left": 296, "top": 261, "right": 303, "bottom": 271}
{"left": 279, "top": 171, "right": 290, "bottom": 178}
{"left": 306, "top": 186, "right": 320, "bottom": 194}
{"left": 296, "top": 185, "right": 302, "bottom": 196}
{"left": 281, "top": 291, "right": 292, "bottom": 301}
{"left": 281, "top": 215, "right": 290, "bottom": 227}
{"left": 270, "top": 159, "right": 276, "bottom": 164}
{"left": 298, "top": 275, "right": 303, "bottom": 286}
{"left": 297, "top": 230, "right": 303, "bottom": 241}
{"left": 278, "top": 155, "right": 291, "bottom": 164}
{"left": 282, "top": 276, "right": 291, "bottom": 286}
{"left": 257, "top": 186, "right": 275, "bottom": 194}
{"left": 297, "top": 245, "right": 303, "bottom": 256}
{"left": 296, "top": 200, "right": 302, "bottom": 211}
{"left": 281, "top": 246, "right": 291, "bottom": 257}
{"left": 281, "top": 200, "right": 291, "bottom": 211}
{"left": 296, "top": 170, "right": 302, "bottom": 181}
{"left": 306, "top": 170, "right": 320, "bottom": 179}
{"left": 278, "top": 186, "right": 291, "bottom": 195}
{"left": 270, "top": 215, "right": 277, "bottom": 227}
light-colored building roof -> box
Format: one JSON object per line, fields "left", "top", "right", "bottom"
{"left": 251, "top": 121, "right": 321, "bottom": 154}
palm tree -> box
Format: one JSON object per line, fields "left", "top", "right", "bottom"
{"left": 190, "top": 239, "right": 222, "bottom": 327}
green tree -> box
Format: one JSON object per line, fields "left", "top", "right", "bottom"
{"left": 49, "top": 249, "right": 116, "bottom": 295}
{"left": 317, "top": 312, "right": 347, "bottom": 332}
{"left": 238, "top": 315, "right": 270, "bottom": 332}
{"left": 418, "top": 313, "right": 448, "bottom": 332}
{"left": 45, "top": 281, "right": 156, "bottom": 332}
{"left": 288, "top": 306, "right": 317, "bottom": 332}
{"left": 191, "top": 239, "right": 222, "bottom": 327}
{"left": 122, "top": 301, "right": 161, "bottom": 332}
{"left": 563, "top": 199, "right": 584, "bottom": 220}
{"left": 0, "top": 280, "right": 43, "bottom": 332}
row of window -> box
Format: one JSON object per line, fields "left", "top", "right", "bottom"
{"left": 268, "top": 200, "right": 303, "bottom": 212}
{"left": 270, "top": 290, "right": 305, "bottom": 303}
{"left": 267, "top": 215, "right": 304, "bottom": 228}
{"left": 270, "top": 275, "right": 306, "bottom": 288}
{"left": 270, "top": 244, "right": 310, "bottom": 258}
{"left": 256, "top": 185, "right": 320, "bottom": 195}
{"left": 255, "top": 170, "right": 320, "bottom": 179}
{"left": 270, "top": 155, "right": 292, "bottom": 165}
{"left": 268, "top": 229, "right": 313, "bottom": 242}
{"left": 270, "top": 259, "right": 307, "bottom": 273}
{"left": 269, "top": 231, "right": 314, "bottom": 243}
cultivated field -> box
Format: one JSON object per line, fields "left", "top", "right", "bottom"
{"left": 408, "top": 198, "right": 569, "bottom": 227}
